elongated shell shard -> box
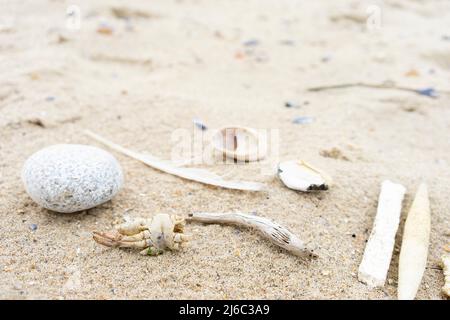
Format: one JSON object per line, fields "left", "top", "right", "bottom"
{"left": 398, "top": 183, "right": 431, "bottom": 300}
{"left": 277, "top": 160, "right": 332, "bottom": 192}
{"left": 211, "top": 126, "right": 266, "bottom": 162}
{"left": 358, "top": 180, "right": 406, "bottom": 287}
{"left": 442, "top": 253, "right": 450, "bottom": 297}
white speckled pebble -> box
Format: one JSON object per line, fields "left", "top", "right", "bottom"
{"left": 22, "top": 144, "right": 123, "bottom": 213}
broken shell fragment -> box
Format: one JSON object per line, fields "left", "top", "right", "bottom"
{"left": 211, "top": 126, "right": 266, "bottom": 162}
{"left": 277, "top": 160, "right": 332, "bottom": 192}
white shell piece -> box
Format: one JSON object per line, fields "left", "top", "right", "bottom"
{"left": 277, "top": 160, "right": 332, "bottom": 192}
{"left": 211, "top": 126, "right": 266, "bottom": 162}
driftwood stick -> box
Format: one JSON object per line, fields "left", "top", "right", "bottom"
{"left": 307, "top": 82, "right": 449, "bottom": 97}
{"left": 308, "top": 82, "right": 411, "bottom": 92}
{"left": 187, "top": 212, "right": 317, "bottom": 260}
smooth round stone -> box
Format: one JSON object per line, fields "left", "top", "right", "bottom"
{"left": 22, "top": 144, "right": 123, "bottom": 213}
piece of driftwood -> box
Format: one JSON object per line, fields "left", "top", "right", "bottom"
{"left": 358, "top": 180, "right": 406, "bottom": 287}
{"left": 187, "top": 212, "right": 317, "bottom": 260}
{"left": 84, "top": 130, "right": 265, "bottom": 192}
{"left": 398, "top": 183, "right": 431, "bottom": 300}
{"left": 307, "top": 82, "right": 449, "bottom": 98}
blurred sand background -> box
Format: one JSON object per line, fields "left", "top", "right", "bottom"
{"left": 1, "top": 0, "right": 449, "bottom": 299}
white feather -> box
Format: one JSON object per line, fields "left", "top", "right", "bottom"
{"left": 84, "top": 130, "right": 265, "bottom": 192}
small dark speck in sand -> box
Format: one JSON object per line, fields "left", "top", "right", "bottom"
{"left": 243, "top": 39, "right": 260, "bottom": 47}
{"left": 321, "top": 55, "right": 331, "bottom": 63}
{"left": 193, "top": 118, "right": 207, "bottom": 131}
{"left": 285, "top": 102, "right": 301, "bottom": 108}
{"left": 279, "top": 40, "right": 295, "bottom": 46}
{"left": 416, "top": 87, "right": 438, "bottom": 98}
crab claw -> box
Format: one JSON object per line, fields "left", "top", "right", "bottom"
{"left": 93, "top": 230, "right": 154, "bottom": 249}
{"left": 93, "top": 231, "right": 121, "bottom": 247}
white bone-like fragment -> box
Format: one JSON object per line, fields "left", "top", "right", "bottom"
{"left": 398, "top": 183, "right": 431, "bottom": 300}
{"left": 358, "top": 180, "right": 406, "bottom": 288}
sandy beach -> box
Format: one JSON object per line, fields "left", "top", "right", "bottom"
{"left": 1, "top": 0, "right": 449, "bottom": 299}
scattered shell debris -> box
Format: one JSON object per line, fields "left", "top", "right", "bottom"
{"left": 277, "top": 160, "right": 332, "bottom": 192}
{"left": 211, "top": 126, "right": 267, "bottom": 162}
{"left": 398, "top": 183, "right": 431, "bottom": 300}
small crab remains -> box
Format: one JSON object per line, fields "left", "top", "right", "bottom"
{"left": 93, "top": 213, "right": 190, "bottom": 255}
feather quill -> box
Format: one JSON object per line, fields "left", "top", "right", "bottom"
{"left": 84, "top": 130, "right": 265, "bottom": 191}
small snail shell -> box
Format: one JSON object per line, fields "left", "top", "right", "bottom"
{"left": 211, "top": 126, "right": 266, "bottom": 162}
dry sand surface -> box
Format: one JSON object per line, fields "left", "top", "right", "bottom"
{"left": 1, "top": 0, "right": 450, "bottom": 299}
